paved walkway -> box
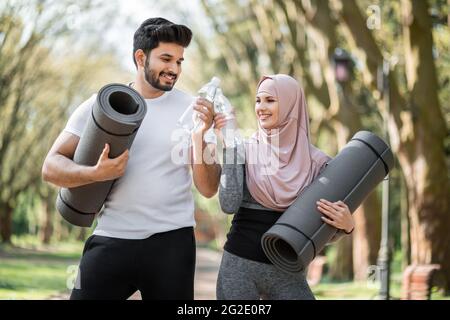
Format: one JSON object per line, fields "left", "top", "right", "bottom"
{"left": 193, "top": 247, "right": 222, "bottom": 300}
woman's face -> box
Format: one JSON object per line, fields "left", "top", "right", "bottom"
{"left": 255, "top": 91, "right": 279, "bottom": 130}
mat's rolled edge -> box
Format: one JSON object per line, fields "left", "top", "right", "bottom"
{"left": 351, "top": 131, "right": 395, "bottom": 173}
{"left": 262, "top": 237, "right": 303, "bottom": 273}
{"left": 261, "top": 223, "right": 315, "bottom": 273}
{"left": 56, "top": 192, "right": 95, "bottom": 227}
{"left": 94, "top": 83, "right": 147, "bottom": 134}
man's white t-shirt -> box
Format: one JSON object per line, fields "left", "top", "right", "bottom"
{"left": 64, "top": 87, "right": 216, "bottom": 239}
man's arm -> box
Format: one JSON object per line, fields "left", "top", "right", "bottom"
{"left": 42, "top": 131, "right": 129, "bottom": 188}
{"left": 188, "top": 97, "right": 221, "bottom": 198}
{"left": 191, "top": 131, "right": 221, "bottom": 198}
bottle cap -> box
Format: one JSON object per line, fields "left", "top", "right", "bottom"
{"left": 210, "top": 77, "right": 221, "bottom": 86}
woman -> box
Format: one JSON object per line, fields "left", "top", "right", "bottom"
{"left": 214, "top": 74, "right": 355, "bottom": 300}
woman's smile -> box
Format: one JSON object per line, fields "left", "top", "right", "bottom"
{"left": 258, "top": 113, "right": 272, "bottom": 121}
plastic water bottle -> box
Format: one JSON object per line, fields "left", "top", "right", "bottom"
{"left": 198, "top": 76, "right": 221, "bottom": 103}
{"left": 214, "top": 88, "right": 242, "bottom": 148}
{"left": 214, "top": 88, "right": 232, "bottom": 118}
{"left": 177, "top": 77, "right": 221, "bottom": 132}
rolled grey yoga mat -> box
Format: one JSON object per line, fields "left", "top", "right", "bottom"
{"left": 56, "top": 83, "right": 147, "bottom": 227}
{"left": 261, "top": 131, "right": 394, "bottom": 274}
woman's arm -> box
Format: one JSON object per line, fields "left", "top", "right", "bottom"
{"left": 219, "top": 147, "right": 244, "bottom": 214}
{"left": 316, "top": 198, "right": 355, "bottom": 244}
{"left": 328, "top": 228, "right": 353, "bottom": 243}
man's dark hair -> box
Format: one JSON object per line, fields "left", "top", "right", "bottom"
{"left": 132, "top": 17, "right": 192, "bottom": 68}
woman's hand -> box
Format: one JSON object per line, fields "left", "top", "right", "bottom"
{"left": 213, "top": 113, "right": 228, "bottom": 131}
{"left": 316, "top": 199, "right": 354, "bottom": 233}
{"left": 213, "top": 107, "right": 238, "bottom": 148}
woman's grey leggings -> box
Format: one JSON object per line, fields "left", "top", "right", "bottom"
{"left": 216, "top": 250, "right": 315, "bottom": 300}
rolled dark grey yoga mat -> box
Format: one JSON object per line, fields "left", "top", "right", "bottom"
{"left": 56, "top": 83, "right": 147, "bottom": 227}
{"left": 261, "top": 131, "right": 394, "bottom": 273}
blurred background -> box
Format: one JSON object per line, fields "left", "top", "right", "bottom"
{"left": 0, "top": 0, "right": 449, "bottom": 300}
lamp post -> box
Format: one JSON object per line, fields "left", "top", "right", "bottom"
{"left": 376, "top": 58, "right": 391, "bottom": 300}
{"left": 333, "top": 48, "right": 353, "bottom": 83}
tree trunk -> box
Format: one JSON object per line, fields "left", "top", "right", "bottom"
{"left": 77, "top": 228, "right": 87, "bottom": 242}
{"left": 329, "top": 234, "right": 354, "bottom": 281}
{"left": 328, "top": 123, "right": 355, "bottom": 281}
{"left": 0, "top": 203, "right": 13, "bottom": 244}
{"left": 353, "top": 191, "right": 382, "bottom": 281}
{"left": 400, "top": 170, "right": 411, "bottom": 270}
{"left": 40, "top": 197, "right": 54, "bottom": 244}
{"left": 401, "top": 0, "right": 450, "bottom": 292}
{"left": 338, "top": 86, "right": 381, "bottom": 282}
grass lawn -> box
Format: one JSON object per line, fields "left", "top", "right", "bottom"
{"left": 312, "top": 278, "right": 448, "bottom": 300}
{"left": 312, "top": 280, "right": 402, "bottom": 300}
{"left": 0, "top": 237, "right": 83, "bottom": 300}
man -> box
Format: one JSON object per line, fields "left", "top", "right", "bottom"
{"left": 42, "top": 17, "right": 221, "bottom": 300}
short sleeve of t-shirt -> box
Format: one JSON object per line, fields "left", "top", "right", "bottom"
{"left": 64, "top": 94, "right": 97, "bottom": 137}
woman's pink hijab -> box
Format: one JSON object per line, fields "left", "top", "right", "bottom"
{"left": 245, "top": 74, "right": 331, "bottom": 212}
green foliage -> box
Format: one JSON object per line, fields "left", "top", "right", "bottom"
{"left": 12, "top": 189, "right": 39, "bottom": 236}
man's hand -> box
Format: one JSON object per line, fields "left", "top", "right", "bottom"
{"left": 42, "top": 132, "right": 130, "bottom": 189}
{"left": 92, "top": 143, "right": 129, "bottom": 181}
{"left": 192, "top": 97, "right": 214, "bottom": 135}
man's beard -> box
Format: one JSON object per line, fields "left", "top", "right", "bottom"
{"left": 144, "top": 59, "right": 177, "bottom": 92}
